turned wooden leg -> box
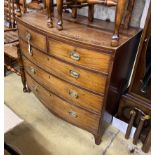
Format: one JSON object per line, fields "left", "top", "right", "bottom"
{"left": 125, "top": 110, "right": 136, "bottom": 139}
{"left": 88, "top": 4, "right": 94, "bottom": 22}
{"left": 94, "top": 135, "right": 102, "bottom": 145}
{"left": 17, "top": 44, "right": 29, "bottom": 93}
{"left": 15, "top": 0, "right": 22, "bottom": 17}
{"left": 72, "top": 8, "right": 77, "bottom": 18}
{"left": 124, "top": 0, "right": 136, "bottom": 29}
{"left": 111, "top": 0, "right": 126, "bottom": 47}
{"left": 44, "top": 0, "right": 46, "bottom": 8}
{"left": 23, "top": 0, "right": 27, "bottom": 13}
{"left": 133, "top": 115, "right": 150, "bottom": 145}
{"left": 142, "top": 129, "right": 151, "bottom": 153}
{"left": 56, "top": 0, "right": 63, "bottom": 30}
{"left": 46, "top": 0, "right": 53, "bottom": 28}
{"left": 133, "top": 116, "right": 145, "bottom": 145}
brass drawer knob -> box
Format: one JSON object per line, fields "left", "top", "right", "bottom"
{"left": 30, "top": 67, "right": 36, "bottom": 74}
{"left": 69, "top": 70, "right": 80, "bottom": 78}
{"left": 68, "top": 111, "right": 77, "bottom": 118}
{"left": 26, "top": 32, "right": 32, "bottom": 56}
{"left": 69, "top": 90, "right": 78, "bottom": 99}
{"left": 70, "top": 51, "right": 80, "bottom": 61}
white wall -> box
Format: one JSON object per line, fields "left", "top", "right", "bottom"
{"left": 78, "top": 0, "right": 149, "bottom": 28}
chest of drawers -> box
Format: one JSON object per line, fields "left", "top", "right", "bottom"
{"left": 16, "top": 12, "right": 142, "bottom": 144}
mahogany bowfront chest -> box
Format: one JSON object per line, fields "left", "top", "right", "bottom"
{"left": 16, "top": 11, "right": 142, "bottom": 144}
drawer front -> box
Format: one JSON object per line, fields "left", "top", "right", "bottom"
{"left": 20, "top": 40, "right": 107, "bottom": 95}
{"left": 48, "top": 38, "right": 111, "bottom": 73}
{"left": 17, "top": 23, "right": 46, "bottom": 51}
{"left": 26, "top": 73, "right": 100, "bottom": 134}
{"left": 23, "top": 57, "right": 104, "bottom": 114}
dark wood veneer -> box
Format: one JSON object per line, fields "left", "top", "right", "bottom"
{"left": 117, "top": 5, "right": 151, "bottom": 152}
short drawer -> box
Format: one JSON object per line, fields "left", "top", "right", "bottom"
{"left": 20, "top": 40, "right": 107, "bottom": 95}
{"left": 48, "top": 38, "right": 111, "bottom": 73}
{"left": 17, "top": 23, "right": 46, "bottom": 51}
{"left": 23, "top": 57, "right": 104, "bottom": 114}
{"left": 26, "top": 74, "right": 100, "bottom": 134}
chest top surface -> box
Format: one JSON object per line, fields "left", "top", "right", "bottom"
{"left": 16, "top": 11, "right": 141, "bottom": 52}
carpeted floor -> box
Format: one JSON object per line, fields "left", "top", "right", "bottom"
{"left": 4, "top": 73, "right": 151, "bottom": 155}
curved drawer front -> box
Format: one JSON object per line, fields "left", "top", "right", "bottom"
{"left": 18, "top": 23, "right": 46, "bottom": 51}
{"left": 26, "top": 74, "right": 100, "bottom": 134}
{"left": 23, "top": 57, "right": 104, "bottom": 114}
{"left": 48, "top": 38, "right": 111, "bottom": 73}
{"left": 20, "top": 40, "right": 107, "bottom": 95}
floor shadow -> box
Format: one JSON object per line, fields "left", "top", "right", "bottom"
{"left": 5, "top": 122, "right": 53, "bottom": 155}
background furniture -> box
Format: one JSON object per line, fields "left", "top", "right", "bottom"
{"left": 46, "top": 0, "right": 136, "bottom": 47}
{"left": 16, "top": 10, "right": 141, "bottom": 144}
{"left": 4, "top": 0, "right": 41, "bottom": 77}
{"left": 4, "top": 0, "right": 23, "bottom": 76}
{"left": 117, "top": 4, "right": 151, "bottom": 153}
{"left": 4, "top": 0, "right": 16, "bottom": 28}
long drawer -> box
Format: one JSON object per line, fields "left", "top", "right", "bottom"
{"left": 18, "top": 23, "right": 46, "bottom": 51}
{"left": 20, "top": 40, "right": 107, "bottom": 95}
{"left": 23, "top": 57, "right": 104, "bottom": 114}
{"left": 26, "top": 73, "right": 100, "bottom": 134}
{"left": 48, "top": 38, "right": 111, "bottom": 73}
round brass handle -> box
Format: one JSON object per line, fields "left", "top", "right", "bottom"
{"left": 69, "top": 90, "right": 78, "bottom": 99}
{"left": 68, "top": 111, "right": 77, "bottom": 118}
{"left": 70, "top": 51, "right": 80, "bottom": 61}
{"left": 69, "top": 70, "right": 80, "bottom": 78}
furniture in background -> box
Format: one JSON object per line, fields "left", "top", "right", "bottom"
{"left": 117, "top": 4, "right": 151, "bottom": 153}
{"left": 4, "top": 0, "right": 23, "bottom": 29}
{"left": 4, "top": 0, "right": 42, "bottom": 77}
{"left": 14, "top": 0, "right": 27, "bottom": 16}
{"left": 4, "top": 0, "right": 24, "bottom": 76}
{"left": 46, "top": 0, "right": 136, "bottom": 47}
{"left": 16, "top": 10, "right": 141, "bottom": 144}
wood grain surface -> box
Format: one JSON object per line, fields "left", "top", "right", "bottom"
{"left": 20, "top": 40, "right": 107, "bottom": 95}
{"left": 48, "top": 38, "right": 111, "bottom": 73}
{"left": 23, "top": 57, "right": 104, "bottom": 114}
{"left": 26, "top": 73, "right": 100, "bottom": 134}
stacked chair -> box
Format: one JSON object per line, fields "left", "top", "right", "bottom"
{"left": 4, "top": 0, "right": 26, "bottom": 76}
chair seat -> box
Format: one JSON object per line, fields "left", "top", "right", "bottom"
{"left": 4, "top": 30, "right": 19, "bottom": 44}
{"left": 4, "top": 42, "right": 19, "bottom": 59}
